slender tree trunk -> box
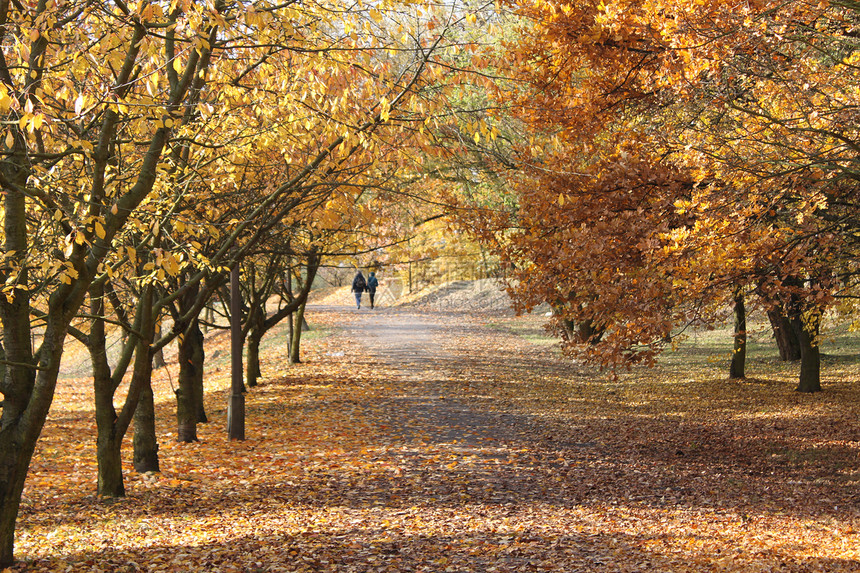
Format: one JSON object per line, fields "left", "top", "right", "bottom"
{"left": 246, "top": 298, "right": 265, "bottom": 388}
{"left": 287, "top": 311, "right": 295, "bottom": 358}
{"left": 132, "top": 297, "right": 159, "bottom": 472}
{"left": 201, "top": 304, "right": 214, "bottom": 333}
{"left": 177, "top": 319, "right": 204, "bottom": 441}
{"left": 289, "top": 301, "right": 307, "bottom": 364}
{"left": 96, "top": 434, "right": 125, "bottom": 497}
{"left": 152, "top": 321, "right": 166, "bottom": 369}
{"left": 793, "top": 311, "right": 822, "bottom": 393}
{"left": 246, "top": 326, "right": 263, "bottom": 388}
{"left": 729, "top": 288, "right": 747, "bottom": 380}
{"left": 192, "top": 321, "right": 208, "bottom": 424}
{"left": 577, "top": 318, "right": 603, "bottom": 344}
{"left": 767, "top": 308, "right": 801, "bottom": 361}
{"left": 133, "top": 381, "right": 159, "bottom": 473}
{"left": 92, "top": 282, "right": 157, "bottom": 495}
{"left": 0, "top": 438, "right": 37, "bottom": 568}
{"left": 89, "top": 284, "right": 126, "bottom": 497}
{"left": 0, "top": 187, "right": 41, "bottom": 557}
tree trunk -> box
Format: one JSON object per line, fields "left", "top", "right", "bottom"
{"left": 289, "top": 301, "right": 307, "bottom": 364}
{"left": 96, "top": 435, "right": 125, "bottom": 497}
{"left": 92, "top": 282, "right": 157, "bottom": 495}
{"left": 729, "top": 288, "right": 746, "bottom": 380}
{"left": 246, "top": 326, "right": 263, "bottom": 388}
{"left": 793, "top": 311, "right": 822, "bottom": 393}
{"left": 767, "top": 308, "right": 801, "bottom": 361}
{"left": 0, "top": 440, "right": 36, "bottom": 568}
{"left": 89, "top": 285, "right": 127, "bottom": 498}
{"left": 152, "top": 321, "right": 166, "bottom": 369}
{"left": 176, "top": 320, "right": 203, "bottom": 442}
{"left": 246, "top": 298, "right": 265, "bottom": 388}
{"left": 133, "top": 380, "right": 159, "bottom": 473}
{"left": 558, "top": 316, "right": 576, "bottom": 341}
{"left": 191, "top": 321, "right": 208, "bottom": 424}
{"left": 0, "top": 225, "right": 40, "bottom": 560}
{"left": 577, "top": 318, "right": 603, "bottom": 344}
{"left": 287, "top": 311, "right": 295, "bottom": 358}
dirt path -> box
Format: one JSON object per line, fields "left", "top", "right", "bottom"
{"left": 341, "top": 309, "right": 544, "bottom": 448}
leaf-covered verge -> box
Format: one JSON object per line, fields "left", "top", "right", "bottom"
{"left": 9, "top": 305, "right": 860, "bottom": 572}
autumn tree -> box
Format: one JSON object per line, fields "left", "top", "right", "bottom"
{"left": 451, "top": 0, "right": 860, "bottom": 392}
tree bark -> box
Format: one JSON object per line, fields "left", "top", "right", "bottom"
{"left": 729, "top": 288, "right": 746, "bottom": 380}
{"left": 133, "top": 381, "right": 159, "bottom": 473}
{"left": 577, "top": 318, "right": 603, "bottom": 344}
{"left": 152, "top": 321, "right": 166, "bottom": 369}
{"left": 192, "top": 321, "right": 208, "bottom": 424}
{"left": 176, "top": 319, "right": 203, "bottom": 442}
{"left": 246, "top": 298, "right": 265, "bottom": 388}
{"left": 767, "top": 308, "right": 801, "bottom": 361}
{"left": 0, "top": 440, "right": 35, "bottom": 568}
{"left": 0, "top": 138, "right": 41, "bottom": 566}
{"left": 793, "top": 311, "right": 822, "bottom": 393}
{"left": 91, "top": 282, "right": 156, "bottom": 495}
{"left": 246, "top": 325, "right": 263, "bottom": 387}
{"left": 289, "top": 301, "right": 307, "bottom": 364}
{"left": 90, "top": 284, "right": 127, "bottom": 498}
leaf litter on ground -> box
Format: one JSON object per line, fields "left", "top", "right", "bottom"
{"left": 9, "top": 302, "right": 860, "bottom": 572}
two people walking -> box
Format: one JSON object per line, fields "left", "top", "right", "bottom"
{"left": 351, "top": 271, "right": 379, "bottom": 309}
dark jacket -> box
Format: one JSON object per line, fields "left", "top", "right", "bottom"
{"left": 367, "top": 274, "right": 379, "bottom": 293}
{"left": 351, "top": 272, "right": 366, "bottom": 293}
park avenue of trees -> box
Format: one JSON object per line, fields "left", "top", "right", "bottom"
{"left": 1, "top": 0, "right": 860, "bottom": 568}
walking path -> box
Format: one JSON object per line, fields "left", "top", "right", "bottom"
{"left": 324, "top": 308, "right": 617, "bottom": 571}
{"left": 341, "top": 308, "right": 566, "bottom": 450}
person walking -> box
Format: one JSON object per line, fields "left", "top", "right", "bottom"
{"left": 351, "top": 271, "right": 367, "bottom": 309}
{"left": 367, "top": 271, "right": 379, "bottom": 309}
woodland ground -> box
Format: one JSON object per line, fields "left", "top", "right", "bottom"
{"left": 10, "top": 283, "right": 860, "bottom": 572}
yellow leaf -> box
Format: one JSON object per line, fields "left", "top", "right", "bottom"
{"left": 379, "top": 97, "right": 390, "bottom": 122}
{"left": 163, "top": 253, "right": 180, "bottom": 276}
{"left": 94, "top": 221, "right": 105, "bottom": 239}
